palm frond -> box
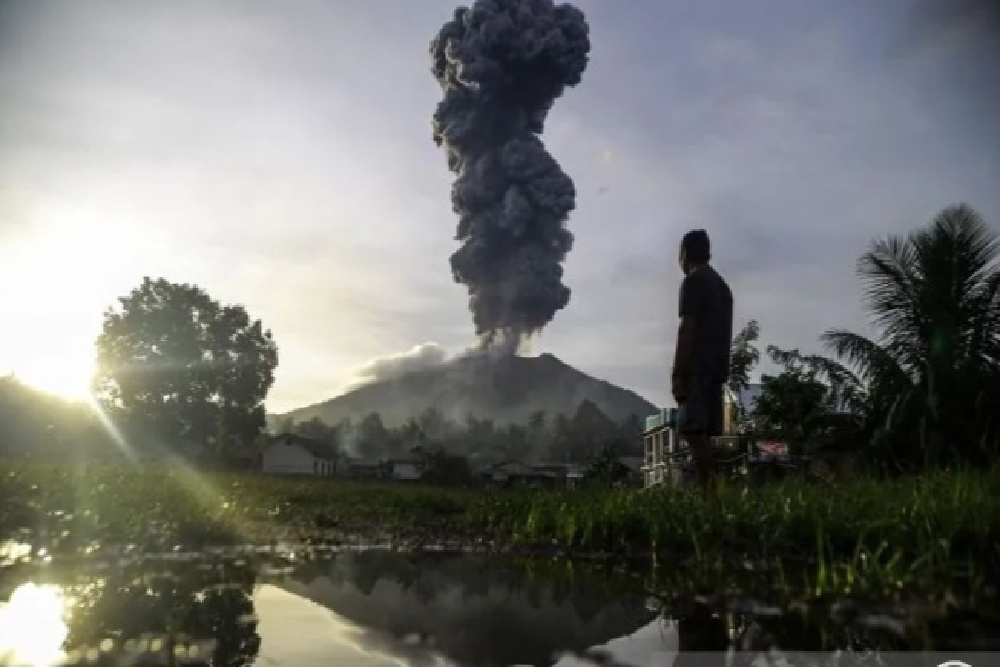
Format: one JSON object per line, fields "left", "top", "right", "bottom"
{"left": 820, "top": 329, "right": 910, "bottom": 386}
{"left": 857, "top": 237, "right": 926, "bottom": 371}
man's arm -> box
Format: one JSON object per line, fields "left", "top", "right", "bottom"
{"left": 672, "top": 274, "right": 704, "bottom": 389}
{"left": 673, "top": 316, "right": 697, "bottom": 379}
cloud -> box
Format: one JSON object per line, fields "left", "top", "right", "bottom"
{"left": 899, "top": 0, "right": 1000, "bottom": 53}
{"left": 336, "top": 342, "right": 451, "bottom": 394}
{"left": 1, "top": 0, "right": 998, "bottom": 416}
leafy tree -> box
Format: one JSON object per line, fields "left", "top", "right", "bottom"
{"left": 549, "top": 414, "right": 572, "bottom": 460}
{"left": 584, "top": 442, "right": 623, "bottom": 486}
{"left": 421, "top": 450, "right": 472, "bottom": 485}
{"left": 753, "top": 346, "right": 863, "bottom": 456}
{"left": 821, "top": 204, "right": 1000, "bottom": 471}
{"left": 583, "top": 441, "right": 641, "bottom": 486}
{"left": 754, "top": 348, "right": 832, "bottom": 455}
{"left": 417, "top": 407, "right": 448, "bottom": 440}
{"left": 499, "top": 422, "right": 532, "bottom": 462}
{"left": 463, "top": 414, "right": 497, "bottom": 458}
{"left": 93, "top": 277, "right": 278, "bottom": 459}
{"left": 566, "top": 400, "right": 616, "bottom": 461}
{"left": 356, "top": 412, "right": 388, "bottom": 459}
{"left": 613, "top": 413, "right": 644, "bottom": 456}
{"left": 526, "top": 409, "right": 548, "bottom": 452}
{"left": 728, "top": 319, "right": 761, "bottom": 402}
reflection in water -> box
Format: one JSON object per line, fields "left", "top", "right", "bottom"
{"left": 0, "top": 583, "right": 69, "bottom": 666}
{"left": 0, "top": 555, "right": 260, "bottom": 666}
{"left": 276, "top": 551, "right": 657, "bottom": 667}
{"left": 673, "top": 601, "right": 728, "bottom": 667}
{"left": 1, "top": 547, "right": 998, "bottom": 666}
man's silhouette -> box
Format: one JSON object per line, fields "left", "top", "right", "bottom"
{"left": 671, "top": 229, "right": 734, "bottom": 495}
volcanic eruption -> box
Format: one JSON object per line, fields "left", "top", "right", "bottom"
{"left": 430, "top": 0, "right": 591, "bottom": 356}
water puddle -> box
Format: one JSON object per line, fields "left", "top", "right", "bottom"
{"left": 1, "top": 547, "right": 997, "bottom": 666}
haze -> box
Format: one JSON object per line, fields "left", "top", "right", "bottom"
{"left": 1, "top": 0, "right": 997, "bottom": 412}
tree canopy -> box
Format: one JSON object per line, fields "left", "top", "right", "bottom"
{"left": 822, "top": 204, "right": 1000, "bottom": 470}
{"left": 93, "top": 277, "right": 279, "bottom": 458}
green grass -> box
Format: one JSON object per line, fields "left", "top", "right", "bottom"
{"left": 1, "top": 459, "right": 997, "bottom": 598}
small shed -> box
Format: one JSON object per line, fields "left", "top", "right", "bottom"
{"left": 260, "top": 433, "right": 337, "bottom": 477}
{"left": 380, "top": 454, "right": 424, "bottom": 481}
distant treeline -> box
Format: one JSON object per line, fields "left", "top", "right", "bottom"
{"left": 272, "top": 400, "right": 644, "bottom": 464}
{"left": 0, "top": 375, "right": 642, "bottom": 465}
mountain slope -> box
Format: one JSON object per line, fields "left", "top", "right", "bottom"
{"left": 274, "top": 353, "right": 656, "bottom": 428}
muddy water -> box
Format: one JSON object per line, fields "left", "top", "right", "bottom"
{"left": 0, "top": 546, "right": 997, "bottom": 666}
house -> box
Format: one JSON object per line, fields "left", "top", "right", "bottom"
{"left": 339, "top": 456, "right": 381, "bottom": 479}
{"left": 260, "top": 433, "right": 337, "bottom": 477}
{"left": 379, "top": 454, "right": 424, "bottom": 481}
{"left": 640, "top": 386, "right": 743, "bottom": 488}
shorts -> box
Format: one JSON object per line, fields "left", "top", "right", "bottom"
{"left": 677, "top": 376, "right": 725, "bottom": 437}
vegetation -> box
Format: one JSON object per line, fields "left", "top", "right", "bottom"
{"left": 735, "top": 205, "right": 1000, "bottom": 472}
{"left": 94, "top": 277, "right": 279, "bottom": 460}
{"left": 1, "top": 461, "right": 996, "bottom": 598}
{"left": 262, "top": 400, "right": 643, "bottom": 466}
{"left": 1, "top": 204, "right": 998, "bottom": 600}
{"left": 822, "top": 204, "right": 1000, "bottom": 471}
{"left": 2, "top": 204, "right": 990, "bottom": 475}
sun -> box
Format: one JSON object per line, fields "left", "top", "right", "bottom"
{"left": 13, "top": 352, "right": 97, "bottom": 403}
{"left": 0, "top": 582, "right": 70, "bottom": 666}
{"left": 0, "top": 212, "right": 149, "bottom": 403}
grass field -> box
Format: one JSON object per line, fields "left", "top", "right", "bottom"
{"left": 1, "top": 459, "right": 997, "bottom": 598}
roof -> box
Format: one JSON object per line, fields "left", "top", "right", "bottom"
{"left": 347, "top": 459, "right": 381, "bottom": 468}
{"left": 481, "top": 461, "right": 550, "bottom": 477}
{"left": 268, "top": 433, "right": 337, "bottom": 460}
{"left": 382, "top": 455, "right": 422, "bottom": 465}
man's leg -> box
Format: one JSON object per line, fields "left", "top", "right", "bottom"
{"left": 678, "top": 378, "right": 715, "bottom": 494}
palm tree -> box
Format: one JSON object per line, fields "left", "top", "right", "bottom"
{"left": 821, "top": 204, "right": 1000, "bottom": 471}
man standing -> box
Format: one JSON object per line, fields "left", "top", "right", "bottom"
{"left": 671, "top": 229, "right": 734, "bottom": 494}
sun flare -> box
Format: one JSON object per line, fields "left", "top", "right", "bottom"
{"left": 0, "top": 214, "right": 149, "bottom": 403}
{"left": 11, "top": 354, "right": 97, "bottom": 404}
{"left": 0, "top": 582, "right": 70, "bottom": 667}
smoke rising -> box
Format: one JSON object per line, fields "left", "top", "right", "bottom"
{"left": 430, "top": 0, "right": 591, "bottom": 353}
{"left": 907, "top": 0, "right": 1000, "bottom": 47}
{"left": 340, "top": 342, "right": 449, "bottom": 393}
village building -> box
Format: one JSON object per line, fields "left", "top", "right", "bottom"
{"left": 339, "top": 456, "right": 381, "bottom": 479}
{"left": 260, "top": 433, "right": 337, "bottom": 477}
{"left": 379, "top": 453, "right": 424, "bottom": 481}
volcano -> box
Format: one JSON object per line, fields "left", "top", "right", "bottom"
{"left": 273, "top": 353, "right": 655, "bottom": 430}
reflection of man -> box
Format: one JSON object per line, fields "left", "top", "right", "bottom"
{"left": 671, "top": 230, "right": 734, "bottom": 495}
{"left": 674, "top": 600, "right": 729, "bottom": 667}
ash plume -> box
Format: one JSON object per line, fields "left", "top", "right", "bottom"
{"left": 430, "top": 0, "right": 591, "bottom": 354}
{"left": 907, "top": 0, "right": 1000, "bottom": 47}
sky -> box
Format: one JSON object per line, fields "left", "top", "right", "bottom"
{"left": 0, "top": 0, "right": 997, "bottom": 413}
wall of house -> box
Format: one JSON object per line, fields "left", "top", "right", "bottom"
{"left": 390, "top": 462, "right": 421, "bottom": 481}
{"left": 261, "top": 441, "right": 332, "bottom": 476}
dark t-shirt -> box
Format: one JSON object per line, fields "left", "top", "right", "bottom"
{"left": 678, "top": 264, "right": 734, "bottom": 383}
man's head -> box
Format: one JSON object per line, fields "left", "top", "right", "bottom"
{"left": 679, "top": 229, "right": 711, "bottom": 275}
